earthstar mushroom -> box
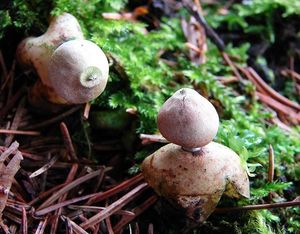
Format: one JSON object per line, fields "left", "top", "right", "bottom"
{"left": 157, "top": 88, "right": 219, "bottom": 150}
{"left": 16, "top": 13, "right": 109, "bottom": 108}
{"left": 141, "top": 88, "right": 249, "bottom": 223}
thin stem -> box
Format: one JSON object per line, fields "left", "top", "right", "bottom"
{"left": 214, "top": 200, "right": 300, "bottom": 213}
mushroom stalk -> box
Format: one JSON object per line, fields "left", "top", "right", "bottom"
{"left": 181, "top": 147, "right": 202, "bottom": 154}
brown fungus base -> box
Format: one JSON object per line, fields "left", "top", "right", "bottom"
{"left": 141, "top": 142, "right": 249, "bottom": 223}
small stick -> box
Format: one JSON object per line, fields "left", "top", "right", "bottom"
{"left": 50, "top": 163, "right": 78, "bottom": 234}
{"left": 269, "top": 118, "right": 296, "bottom": 134}
{"left": 218, "top": 0, "right": 234, "bottom": 14}
{"left": 91, "top": 166, "right": 105, "bottom": 193}
{"left": 65, "top": 217, "right": 73, "bottom": 234}
{"left": 248, "top": 68, "right": 300, "bottom": 111}
{"left": 34, "top": 216, "right": 49, "bottom": 234}
{"left": 113, "top": 194, "right": 158, "bottom": 233}
{"left": 214, "top": 199, "right": 300, "bottom": 213}
{"left": 68, "top": 205, "right": 135, "bottom": 216}
{"left": 135, "top": 223, "right": 140, "bottom": 234}
{"left": 104, "top": 202, "right": 114, "bottom": 234}
{"left": 148, "top": 223, "right": 154, "bottom": 234}
{"left": 40, "top": 153, "right": 51, "bottom": 192}
{"left": 217, "top": 76, "right": 239, "bottom": 85}
{"left": 5, "top": 203, "right": 27, "bottom": 214}
{"left": 35, "top": 193, "right": 96, "bottom": 216}
{"left": 193, "top": 0, "right": 203, "bottom": 14}
{"left": 0, "top": 147, "right": 44, "bottom": 161}
{"left": 268, "top": 145, "right": 275, "bottom": 183}
{"left": 281, "top": 69, "right": 300, "bottom": 82}
{"left": 28, "top": 183, "right": 66, "bottom": 206}
{"left": 76, "top": 213, "right": 89, "bottom": 224}
{"left": 183, "top": 3, "right": 246, "bottom": 83}
{"left": 83, "top": 102, "right": 91, "bottom": 120}
{"left": 0, "top": 129, "right": 41, "bottom": 136}
{"left": 21, "top": 207, "right": 27, "bottom": 234}
{"left": 22, "top": 106, "right": 81, "bottom": 130}
{"left": 268, "top": 144, "right": 275, "bottom": 201}
{"left": 38, "top": 168, "right": 103, "bottom": 210}
{"left": 237, "top": 66, "right": 267, "bottom": 94}
{"left": 256, "top": 92, "right": 299, "bottom": 122}
{"left": 185, "top": 42, "right": 202, "bottom": 54}
{"left": 92, "top": 224, "right": 100, "bottom": 234}
{"left": 184, "top": 2, "right": 225, "bottom": 51}
{"left": 126, "top": 108, "right": 137, "bottom": 115}
{"left": 80, "top": 116, "right": 92, "bottom": 159}
{"left": 9, "top": 224, "right": 17, "bottom": 234}
{"left": 60, "top": 122, "right": 78, "bottom": 161}
{"left": 139, "top": 134, "right": 168, "bottom": 144}
{"left": 29, "top": 155, "right": 60, "bottom": 178}
{"left": 24, "top": 161, "right": 108, "bottom": 170}
{"left": 4, "top": 98, "right": 26, "bottom": 147}
{"left": 3, "top": 211, "right": 22, "bottom": 224}
{"left": 222, "top": 52, "right": 243, "bottom": 81}
{"left": 80, "top": 183, "right": 148, "bottom": 230}
{"left": 105, "top": 216, "right": 114, "bottom": 234}
{"left": 86, "top": 173, "right": 144, "bottom": 205}
{"left": 7, "top": 199, "right": 30, "bottom": 209}
{"left": 61, "top": 216, "right": 88, "bottom": 234}
{"left": 0, "top": 141, "right": 19, "bottom": 161}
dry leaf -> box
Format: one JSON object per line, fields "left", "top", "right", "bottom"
{"left": 0, "top": 141, "right": 23, "bottom": 232}
{"left": 181, "top": 16, "right": 207, "bottom": 65}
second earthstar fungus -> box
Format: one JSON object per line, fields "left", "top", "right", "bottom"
{"left": 16, "top": 13, "right": 109, "bottom": 111}
{"left": 142, "top": 88, "right": 250, "bottom": 223}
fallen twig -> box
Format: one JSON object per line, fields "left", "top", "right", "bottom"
{"left": 140, "top": 134, "right": 168, "bottom": 144}
{"left": 38, "top": 168, "right": 106, "bottom": 210}
{"left": 22, "top": 106, "right": 82, "bottom": 130}
{"left": 21, "top": 207, "right": 27, "bottom": 234}
{"left": 248, "top": 68, "right": 300, "bottom": 111}
{"left": 83, "top": 102, "right": 91, "bottom": 120}
{"left": 80, "top": 183, "right": 148, "bottom": 230}
{"left": 50, "top": 163, "right": 78, "bottom": 234}
{"left": 281, "top": 69, "right": 300, "bottom": 82}
{"left": 214, "top": 199, "right": 300, "bottom": 213}
{"left": 256, "top": 92, "right": 300, "bottom": 122}
{"left": 68, "top": 205, "right": 135, "bottom": 216}
{"left": 35, "top": 193, "right": 96, "bottom": 216}
{"left": 268, "top": 145, "right": 274, "bottom": 183}
{"left": 217, "top": 76, "right": 239, "bottom": 85}
{"left": 29, "top": 155, "right": 60, "bottom": 178}
{"left": 222, "top": 52, "right": 243, "bottom": 81}
{"left": 60, "top": 122, "right": 78, "bottom": 161}
{"left": 184, "top": 2, "right": 225, "bottom": 51}
{"left": 113, "top": 194, "right": 158, "bottom": 233}
{"left": 0, "top": 129, "right": 41, "bottom": 136}
{"left": 86, "top": 173, "right": 144, "bottom": 205}
{"left": 61, "top": 216, "right": 88, "bottom": 234}
{"left": 34, "top": 216, "right": 49, "bottom": 234}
